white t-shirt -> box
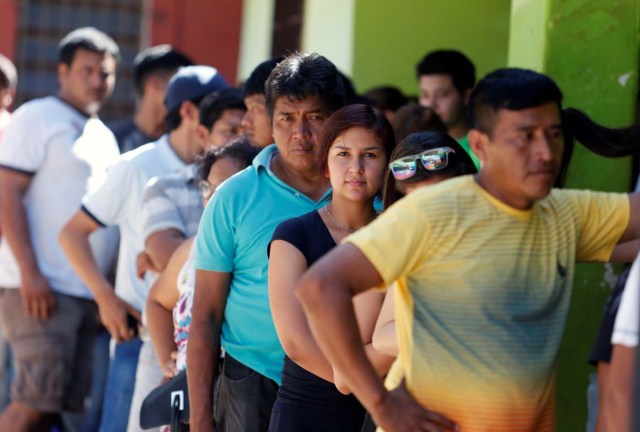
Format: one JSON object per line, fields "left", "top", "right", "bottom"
{"left": 82, "top": 135, "right": 186, "bottom": 311}
{"left": 0, "top": 110, "right": 11, "bottom": 140}
{"left": 0, "top": 96, "right": 120, "bottom": 298}
{"left": 612, "top": 253, "right": 640, "bottom": 347}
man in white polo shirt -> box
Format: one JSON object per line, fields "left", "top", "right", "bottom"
{"left": 0, "top": 27, "right": 120, "bottom": 431}
{"left": 139, "top": 87, "right": 246, "bottom": 274}
{"left": 60, "top": 65, "right": 229, "bottom": 432}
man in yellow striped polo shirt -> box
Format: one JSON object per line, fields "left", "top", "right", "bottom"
{"left": 296, "top": 68, "right": 639, "bottom": 432}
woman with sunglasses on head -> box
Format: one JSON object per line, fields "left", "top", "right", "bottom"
{"left": 268, "top": 104, "right": 396, "bottom": 432}
{"left": 370, "top": 131, "right": 478, "bottom": 397}
{"left": 382, "top": 130, "right": 478, "bottom": 211}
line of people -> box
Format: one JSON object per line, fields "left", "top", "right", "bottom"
{"left": 0, "top": 25, "right": 639, "bottom": 432}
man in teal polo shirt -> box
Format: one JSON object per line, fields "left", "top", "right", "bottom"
{"left": 187, "top": 52, "right": 346, "bottom": 432}
{"left": 416, "top": 49, "right": 481, "bottom": 170}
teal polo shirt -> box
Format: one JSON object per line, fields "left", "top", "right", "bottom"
{"left": 194, "top": 145, "right": 331, "bottom": 384}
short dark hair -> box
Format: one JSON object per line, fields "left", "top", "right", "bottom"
{"left": 382, "top": 131, "right": 478, "bottom": 209}
{"left": 133, "top": 45, "right": 192, "bottom": 96}
{"left": 391, "top": 103, "right": 447, "bottom": 143}
{"left": 468, "top": 68, "right": 563, "bottom": 135}
{"left": 338, "top": 71, "right": 371, "bottom": 105}
{"left": 196, "top": 135, "right": 260, "bottom": 181}
{"left": 243, "top": 56, "right": 285, "bottom": 97}
{"left": 58, "top": 27, "right": 120, "bottom": 65}
{"left": 199, "top": 88, "right": 246, "bottom": 130}
{"left": 318, "top": 104, "right": 396, "bottom": 174}
{"left": 163, "top": 94, "right": 208, "bottom": 132}
{"left": 265, "top": 52, "right": 346, "bottom": 116}
{"left": 416, "top": 50, "right": 475, "bottom": 94}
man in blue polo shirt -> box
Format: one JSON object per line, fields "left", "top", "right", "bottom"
{"left": 187, "top": 52, "right": 346, "bottom": 432}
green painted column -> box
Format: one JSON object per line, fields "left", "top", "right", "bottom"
{"left": 508, "top": 1, "right": 639, "bottom": 430}
{"left": 351, "top": 0, "right": 511, "bottom": 95}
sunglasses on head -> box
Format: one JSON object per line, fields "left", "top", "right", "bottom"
{"left": 388, "top": 147, "right": 455, "bottom": 181}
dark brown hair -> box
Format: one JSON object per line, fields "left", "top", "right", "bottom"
{"left": 382, "top": 131, "right": 477, "bottom": 209}
{"left": 318, "top": 104, "right": 396, "bottom": 172}
{"left": 391, "top": 102, "right": 447, "bottom": 142}
{"left": 196, "top": 135, "right": 259, "bottom": 181}
{"left": 555, "top": 107, "right": 640, "bottom": 188}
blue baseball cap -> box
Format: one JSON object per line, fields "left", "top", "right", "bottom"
{"left": 164, "top": 65, "right": 229, "bottom": 112}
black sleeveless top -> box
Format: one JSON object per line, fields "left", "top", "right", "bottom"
{"left": 268, "top": 209, "right": 366, "bottom": 432}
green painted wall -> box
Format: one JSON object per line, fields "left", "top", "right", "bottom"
{"left": 351, "top": 0, "right": 638, "bottom": 430}
{"left": 351, "top": 0, "right": 512, "bottom": 95}
{"left": 508, "top": 1, "right": 639, "bottom": 430}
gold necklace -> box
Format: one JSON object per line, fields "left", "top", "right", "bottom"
{"left": 324, "top": 203, "right": 355, "bottom": 233}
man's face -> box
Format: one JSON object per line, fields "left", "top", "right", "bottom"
{"left": 242, "top": 94, "right": 273, "bottom": 147}
{"left": 58, "top": 48, "right": 116, "bottom": 115}
{"left": 272, "top": 95, "right": 331, "bottom": 174}
{"left": 418, "top": 74, "right": 467, "bottom": 132}
{"left": 206, "top": 108, "right": 246, "bottom": 149}
{"left": 474, "top": 101, "right": 564, "bottom": 210}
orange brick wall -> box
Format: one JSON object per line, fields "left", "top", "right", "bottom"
{"left": 151, "top": 0, "right": 243, "bottom": 85}
{"left": 0, "top": 0, "right": 18, "bottom": 61}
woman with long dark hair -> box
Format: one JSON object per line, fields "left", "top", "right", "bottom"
{"left": 268, "top": 104, "right": 396, "bottom": 431}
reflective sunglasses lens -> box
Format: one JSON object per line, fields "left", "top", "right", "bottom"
{"left": 420, "top": 149, "right": 448, "bottom": 171}
{"left": 390, "top": 159, "right": 417, "bottom": 180}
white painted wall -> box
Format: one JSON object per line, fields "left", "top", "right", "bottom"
{"left": 237, "top": 0, "right": 276, "bottom": 82}
{"left": 301, "top": 0, "right": 355, "bottom": 76}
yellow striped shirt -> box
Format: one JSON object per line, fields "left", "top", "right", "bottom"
{"left": 348, "top": 175, "right": 629, "bottom": 432}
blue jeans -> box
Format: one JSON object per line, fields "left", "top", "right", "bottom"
{"left": 60, "top": 329, "right": 112, "bottom": 432}
{"left": 98, "top": 337, "right": 142, "bottom": 432}
{"left": 217, "top": 354, "right": 278, "bottom": 432}
{"left": 0, "top": 338, "right": 12, "bottom": 410}
{"left": 82, "top": 329, "right": 111, "bottom": 432}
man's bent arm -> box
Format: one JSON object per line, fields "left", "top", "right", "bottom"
{"left": 296, "top": 243, "right": 458, "bottom": 432}
{"left": 145, "top": 228, "right": 186, "bottom": 272}
{"left": 59, "top": 209, "right": 137, "bottom": 342}
{"left": 187, "top": 269, "right": 230, "bottom": 432}
{"left": 620, "top": 193, "right": 640, "bottom": 243}
{"left": 0, "top": 168, "right": 55, "bottom": 319}
{"left": 610, "top": 240, "right": 640, "bottom": 264}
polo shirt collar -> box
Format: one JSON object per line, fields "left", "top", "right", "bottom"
{"left": 253, "top": 144, "right": 331, "bottom": 204}
{"left": 53, "top": 95, "right": 92, "bottom": 119}
{"left": 183, "top": 164, "right": 197, "bottom": 183}
{"left": 252, "top": 144, "right": 277, "bottom": 169}
{"left": 157, "top": 134, "right": 187, "bottom": 171}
